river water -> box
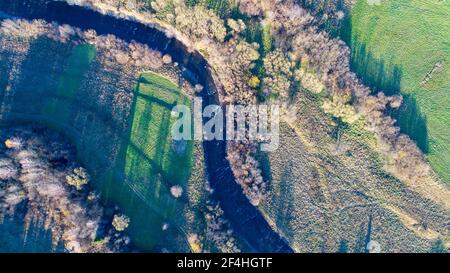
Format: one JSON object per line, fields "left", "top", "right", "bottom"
{"left": 0, "top": 0, "right": 292, "bottom": 253}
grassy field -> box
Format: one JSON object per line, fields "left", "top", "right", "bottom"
{"left": 258, "top": 87, "right": 449, "bottom": 252}
{"left": 45, "top": 44, "right": 96, "bottom": 123}
{"left": 112, "top": 72, "right": 194, "bottom": 248}
{"left": 348, "top": 0, "right": 450, "bottom": 183}
{"left": 0, "top": 37, "right": 196, "bottom": 251}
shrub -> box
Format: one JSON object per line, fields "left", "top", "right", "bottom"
{"left": 112, "top": 214, "right": 130, "bottom": 232}
{"left": 66, "top": 167, "right": 90, "bottom": 190}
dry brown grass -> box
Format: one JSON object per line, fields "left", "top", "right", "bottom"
{"left": 259, "top": 89, "right": 449, "bottom": 253}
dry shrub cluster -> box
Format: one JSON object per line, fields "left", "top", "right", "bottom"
{"left": 0, "top": 19, "right": 166, "bottom": 70}
{"left": 201, "top": 180, "right": 241, "bottom": 253}
{"left": 262, "top": 49, "right": 294, "bottom": 99}
{"left": 173, "top": 5, "right": 226, "bottom": 43}
{"left": 0, "top": 126, "right": 130, "bottom": 253}
{"left": 96, "top": 34, "right": 164, "bottom": 69}
{"left": 204, "top": 201, "right": 240, "bottom": 253}
{"left": 227, "top": 141, "right": 266, "bottom": 206}
{"left": 235, "top": 0, "right": 264, "bottom": 17}
{"left": 185, "top": 180, "right": 241, "bottom": 253}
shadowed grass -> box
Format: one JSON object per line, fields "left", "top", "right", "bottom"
{"left": 45, "top": 43, "right": 96, "bottom": 123}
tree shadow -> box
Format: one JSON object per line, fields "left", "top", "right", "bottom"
{"left": 337, "top": 1, "right": 352, "bottom": 45}
{"left": 337, "top": 240, "right": 349, "bottom": 253}
{"left": 354, "top": 213, "right": 372, "bottom": 253}
{"left": 274, "top": 162, "right": 295, "bottom": 243}
{"left": 351, "top": 41, "right": 402, "bottom": 96}
{"left": 395, "top": 95, "right": 429, "bottom": 153}
{"left": 342, "top": 13, "right": 429, "bottom": 153}
{"left": 0, "top": 203, "right": 64, "bottom": 252}
{"left": 255, "top": 150, "right": 273, "bottom": 192}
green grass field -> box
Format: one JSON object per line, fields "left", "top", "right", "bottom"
{"left": 349, "top": 0, "right": 450, "bottom": 183}
{"left": 112, "top": 72, "right": 194, "bottom": 248}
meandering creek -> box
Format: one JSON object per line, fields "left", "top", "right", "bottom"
{"left": 0, "top": 0, "right": 292, "bottom": 253}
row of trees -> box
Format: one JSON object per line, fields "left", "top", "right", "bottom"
{"left": 227, "top": 141, "right": 266, "bottom": 206}
{"left": 204, "top": 201, "right": 240, "bottom": 253}
{"left": 0, "top": 19, "right": 169, "bottom": 70}
{"left": 186, "top": 180, "right": 241, "bottom": 253}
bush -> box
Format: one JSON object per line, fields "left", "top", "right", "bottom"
{"left": 112, "top": 214, "right": 130, "bottom": 232}
{"left": 66, "top": 167, "right": 90, "bottom": 190}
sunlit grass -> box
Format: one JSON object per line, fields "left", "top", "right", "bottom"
{"left": 350, "top": 0, "right": 450, "bottom": 183}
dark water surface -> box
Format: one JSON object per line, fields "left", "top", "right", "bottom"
{"left": 0, "top": 0, "right": 292, "bottom": 253}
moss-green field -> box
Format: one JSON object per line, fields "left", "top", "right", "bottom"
{"left": 349, "top": 0, "right": 450, "bottom": 183}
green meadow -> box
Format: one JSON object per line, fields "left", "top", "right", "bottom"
{"left": 348, "top": 0, "right": 450, "bottom": 183}
{"left": 112, "top": 72, "right": 194, "bottom": 248}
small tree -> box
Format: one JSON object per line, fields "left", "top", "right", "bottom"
{"left": 4, "top": 138, "right": 22, "bottom": 149}
{"left": 170, "top": 185, "right": 183, "bottom": 198}
{"left": 162, "top": 54, "right": 172, "bottom": 64}
{"left": 112, "top": 214, "right": 130, "bottom": 232}
{"left": 248, "top": 75, "right": 260, "bottom": 88}
{"left": 66, "top": 167, "right": 89, "bottom": 190}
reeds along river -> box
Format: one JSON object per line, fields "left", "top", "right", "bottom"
{"left": 0, "top": 0, "right": 293, "bottom": 253}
